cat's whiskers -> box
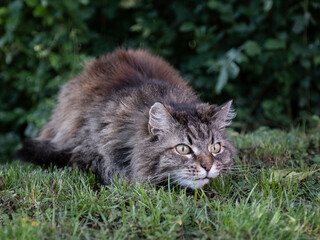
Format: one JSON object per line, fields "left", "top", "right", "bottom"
{"left": 218, "top": 166, "right": 249, "bottom": 175}
{"left": 148, "top": 168, "right": 203, "bottom": 186}
{"left": 148, "top": 171, "right": 179, "bottom": 184}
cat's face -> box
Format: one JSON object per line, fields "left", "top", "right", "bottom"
{"left": 147, "top": 101, "right": 235, "bottom": 189}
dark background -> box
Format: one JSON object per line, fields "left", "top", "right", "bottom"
{"left": 1, "top": 0, "right": 320, "bottom": 160}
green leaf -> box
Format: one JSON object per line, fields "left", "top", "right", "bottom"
{"left": 226, "top": 49, "right": 242, "bottom": 63}
{"left": 271, "top": 169, "right": 292, "bottom": 182}
{"left": 130, "top": 24, "right": 142, "bottom": 32}
{"left": 49, "top": 53, "right": 60, "bottom": 70}
{"left": 270, "top": 210, "right": 281, "bottom": 225}
{"left": 79, "top": 0, "right": 90, "bottom": 5}
{"left": 263, "top": 0, "right": 273, "bottom": 12}
{"left": 264, "top": 38, "right": 286, "bottom": 50}
{"left": 243, "top": 40, "right": 261, "bottom": 57}
{"left": 179, "top": 22, "right": 195, "bottom": 32}
{"left": 216, "top": 66, "right": 228, "bottom": 93}
{"left": 120, "top": 0, "right": 141, "bottom": 9}
{"left": 227, "top": 61, "right": 240, "bottom": 79}
{"left": 188, "top": 40, "right": 196, "bottom": 49}
{"left": 292, "top": 15, "right": 305, "bottom": 34}
{"left": 271, "top": 169, "right": 320, "bottom": 183}
{"left": 25, "top": 0, "right": 38, "bottom": 7}
{"left": 33, "top": 5, "right": 47, "bottom": 17}
{"left": 314, "top": 55, "right": 320, "bottom": 66}
{"left": 0, "top": 7, "right": 9, "bottom": 17}
{"left": 207, "top": 0, "right": 221, "bottom": 10}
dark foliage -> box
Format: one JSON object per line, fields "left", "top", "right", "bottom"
{"left": 1, "top": 0, "right": 319, "bottom": 159}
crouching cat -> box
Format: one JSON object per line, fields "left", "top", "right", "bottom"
{"left": 17, "top": 49, "right": 236, "bottom": 189}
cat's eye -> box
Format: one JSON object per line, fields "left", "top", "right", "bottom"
{"left": 209, "top": 143, "right": 222, "bottom": 154}
{"left": 175, "top": 144, "right": 191, "bottom": 155}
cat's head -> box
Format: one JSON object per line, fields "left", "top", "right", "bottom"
{"left": 147, "top": 100, "right": 236, "bottom": 189}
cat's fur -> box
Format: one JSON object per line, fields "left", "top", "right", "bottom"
{"left": 17, "top": 49, "right": 236, "bottom": 189}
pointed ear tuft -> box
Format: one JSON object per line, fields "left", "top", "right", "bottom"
{"left": 214, "top": 100, "right": 236, "bottom": 129}
{"left": 148, "top": 102, "right": 174, "bottom": 136}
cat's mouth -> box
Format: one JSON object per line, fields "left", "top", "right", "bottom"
{"left": 178, "top": 176, "right": 211, "bottom": 189}
{"left": 195, "top": 177, "right": 209, "bottom": 181}
{"left": 194, "top": 170, "right": 219, "bottom": 181}
{"left": 190, "top": 178, "right": 210, "bottom": 189}
{"left": 195, "top": 170, "right": 220, "bottom": 180}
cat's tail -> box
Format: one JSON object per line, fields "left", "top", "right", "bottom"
{"left": 15, "top": 139, "right": 71, "bottom": 168}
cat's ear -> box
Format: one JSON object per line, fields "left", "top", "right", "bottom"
{"left": 148, "top": 102, "right": 174, "bottom": 136}
{"left": 213, "top": 100, "right": 236, "bottom": 129}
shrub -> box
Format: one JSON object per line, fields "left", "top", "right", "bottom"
{"left": 1, "top": 0, "right": 319, "bottom": 159}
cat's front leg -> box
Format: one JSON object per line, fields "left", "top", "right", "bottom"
{"left": 69, "top": 146, "right": 112, "bottom": 184}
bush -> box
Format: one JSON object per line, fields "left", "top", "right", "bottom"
{"left": 1, "top": 0, "right": 319, "bottom": 159}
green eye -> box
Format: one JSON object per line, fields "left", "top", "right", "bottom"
{"left": 175, "top": 144, "right": 191, "bottom": 155}
{"left": 209, "top": 143, "right": 222, "bottom": 154}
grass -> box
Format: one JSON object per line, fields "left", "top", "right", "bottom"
{"left": 1, "top": 127, "right": 319, "bottom": 239}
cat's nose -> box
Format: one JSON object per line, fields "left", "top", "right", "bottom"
{"left": 200, "top": 162, "right": 213, "bottom": 172}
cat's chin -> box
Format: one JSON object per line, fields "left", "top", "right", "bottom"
{"left": 179, "top": 178, "right": 210, "bottom": 189}
{"left": 207, "top": 165, "right": 220, "bottom": 179}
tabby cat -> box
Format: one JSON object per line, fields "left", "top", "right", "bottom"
{"left": 17, "top": 49, "right": 236, "bottom": 189}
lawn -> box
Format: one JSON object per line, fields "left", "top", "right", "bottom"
{"left": 1, "top": 127, "right": 319, "bottom": 239}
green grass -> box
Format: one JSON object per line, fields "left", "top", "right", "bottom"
{"left": 1, "top": 127, "right": 320, "bottom": 239}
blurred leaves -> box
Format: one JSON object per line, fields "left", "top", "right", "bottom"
{"left": 179, "top": 22, "right": 196, "bottom": 32}
{"left": 264, "top": 39, "right": 286, "bottom": 50}
{"left": 1, "top": 0, "right": 320, "bottom": 158}
{"left": 242, "top": 41, "right": 262, "bottom": 57}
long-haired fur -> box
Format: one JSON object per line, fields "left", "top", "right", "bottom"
{"left": 17, "top": 48, "right": 236, "bottom": 189}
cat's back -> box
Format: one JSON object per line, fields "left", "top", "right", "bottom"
{"left": 58, "top": 49, "right": 189, "bottom": 107}
{"left": 39, "top": 49, "right": 190, "bottom": 146}
{"left": 82, "top": 48, "right": 188, "bottom": 95}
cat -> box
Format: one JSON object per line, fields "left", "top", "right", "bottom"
{"left": 16, "top": 48, "right": 236, "bottom": 189}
